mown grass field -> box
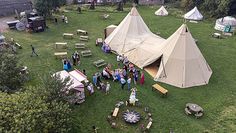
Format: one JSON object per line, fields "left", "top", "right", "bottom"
{"left": 3, "top": 5, "right": 236, "bottom": 133}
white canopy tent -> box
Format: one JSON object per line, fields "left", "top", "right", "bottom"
{"left": 155, "top": 6, "right": 168, "bottom": 16}
{"left": 54, "top": 70, "right": 84, "bottom": 92}
{"left": 146, "top": 24, "right": 212, "bottom": 88}
{"left": 184, "top": 7, "right": 203, "bottom": 21}
{"left": 105, "top": 7, "right": 164, "bottom": 55}
{"left": 214, "top": 16, "right": 236, "bottom": 32}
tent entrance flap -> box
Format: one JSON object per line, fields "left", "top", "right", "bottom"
{"left": 144, "top": 58, "right": 161, "bottom": 78}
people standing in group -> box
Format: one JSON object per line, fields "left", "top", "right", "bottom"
{"left": 67, "top": 59, "right": 72, "bottom": 70}
{"left": 127, "top": 76, "right": 131, "bottom": 91}
{"left": 82, "top": 69, "right": 86, "bottom": 76}
{"left": 140, "top": 71, "right": 145, "bottom": 85}
{"left": 76, "top": 52, "right": 80, "bottom": 66}
{"left": 122, "top": 68, "right": 127, "bottom": 79}
{"left": 61, "top": 14, "right": 65, "bottom": 22}
{"left": 92, "top": 73, "right": 97, "bottom": 87}
{"left": 106, "top": 82, "right": 110, "bottom": 95}
{"left": 54, "top": 17, "right": 58, "bottom": 24}
{"left": 134, "top": 70, "right": 138, "bottom": 85}
{"left": 72, "top": 53, "right": 76, "bottom": 66}
{"left": 63, "top": 59, "right": 68, "bottom": 71}
{"left": 30, "top": 45, "right": 38, "bottom": 57}
{"left": 120, "top": 77, "right": 126, "bottom": 89}
{"left": 65, "top": 16, "right": 68, "bottom": 23}
{"left": 87, "top": 83, "right": 94, "bottom": 95}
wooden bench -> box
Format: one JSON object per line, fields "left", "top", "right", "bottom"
{"left": 93, "top": 59, "right": 107, "bottom": 68}
{"left": 152, "top": 84, "right": 168, "bottom": 97}
{"left": 15, "top": 42, "right": 22, "bottom": 49}
{"left": 77, "top": 29, "right": 88, "bottom": 35}
{"left": 185, "top": 108, "right": 192, "bottom": 115}
{"left": 101, "top": 14, "right": 110, "bottom": 19}
{"left": 63, "top": 33, "right": 74, "bottom": 39}
{"left": 96, "top": 38, "right": 103, "bottom": 46}
{"left": 81, "top": 50, "right": 92, "bottom": 57}
{"left": 54, "top": 52, "right": 67, "bottom": 59}
{"left": 212, "top": 33, "right": 222, "bottom": 39}
{"left": 112, "top": 107, "right": 119, "bottom": 117}
{"left": 75, "top": 43, "right": 85, "bottom": 49}
{"left": 146, "top": 121, "right": 152, "bottom": 130}
{"left": 55, "top": 42, "right": 67, "bottom": 49}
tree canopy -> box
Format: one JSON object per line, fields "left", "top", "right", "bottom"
{"left": 0, "top": 50, "right": 27, "bottom": 93}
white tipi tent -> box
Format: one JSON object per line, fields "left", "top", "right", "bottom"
{"left": 184, "top": 7, "right": 203, "bottom": 21}
{"left": 105, "top": 7, "right": 164, "bottom": 55}
{"left": 155, "top": 6, "right": 168, "bottom": 16}
{"left": 150, "top": 24, "right": 212, "bottom": 88}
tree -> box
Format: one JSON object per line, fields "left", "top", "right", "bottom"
{"left": 0, "top": 50, "right": 27, "bottom": 93}
{"left": 35, "top": 0, "right": 66, "bottom": 17}
{"left": 0, "top": 75, "right": 73, "bottom": 132}
{"left": 202, "top": 0, "right": 231, "bottom": 17}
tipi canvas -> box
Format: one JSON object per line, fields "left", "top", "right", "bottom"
{"left": 155, "top": 6, "right": 168, "bottom": 16}
{"left": 184, "top": 7, "right": 203, "bottom": 21}
{"left": 105, "top": 7, "right": 164, "bottom": 55}
{"left": 154, "top": 24, "right": 212, "bottom": 88}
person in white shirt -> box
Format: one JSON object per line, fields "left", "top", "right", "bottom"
{"left": 120, "top": 77, "right": 126, "bottom": 89}
{"left": 106, "top": 82, "right": 110, "bottom": 95}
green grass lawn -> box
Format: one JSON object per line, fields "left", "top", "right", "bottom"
{"left": 3, "top": 5, "right": 236, "bottom": 133}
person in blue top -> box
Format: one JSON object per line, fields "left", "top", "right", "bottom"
{"left": 63, "top": 60, "right": 68, "bottom": 71}
{"left": 92, "top": 73, "right": 97, "bottom": 86}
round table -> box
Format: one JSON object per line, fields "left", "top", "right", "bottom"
{"left": 186, "top": 103, "right": 203, "bottom": 113}
{"left": 123, "top": 110, "right": 141, "bottom": 124}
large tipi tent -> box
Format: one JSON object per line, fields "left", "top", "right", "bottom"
{"left": 105, "top": 7, "right": 164, "bottom": 55}
{"left": 214, "top": 16, "right": 236, "bottom": 32}
{"left": 184, "top": 7, "right": 203, "bottom": 21}
{"left": 147, "top": 24, "right": 212, "bottom": 88}
{"left": 155, "top": 6, "right": 168, "bottom": 16}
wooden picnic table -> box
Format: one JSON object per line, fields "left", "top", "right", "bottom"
{"left": 112, "top": 107, "right": 119, "bottom": 117}
{"left": 75, "top": 43, "right": 85, "bottom": 49}
{"left": 80, "top": 35, "right": 89, "bottom": 41}
{"left": 93, "top": 59, "right": 106, "bottom": 67}
{"left": 77, "top": 29, "right": 88, "bottom": 35}
{"left": 96, "top": 38, "right": 103, "bottom": 46}
{"left": 186, "top": 103, "right": 203, "bottom": 113}
{"left": 81, "top": 50, "right": 92, "bottom": 57}
{"left": 152, "top": 84, "right": 168, "bottom": 96}
{"left": 63, "top": 33, "right": 74, "bottom": 39}
{"left": 54, "top": 52, "right": 67, "bottom": 59}
{"left": 55, "top": 42, "right": 67, "bottom": 49}
{"left": 212, "top": 33, "right": 221, "bottom": 39}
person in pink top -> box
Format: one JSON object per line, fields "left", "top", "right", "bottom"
{"left": 140, "top": 71, "right": 145, "bottom": 85}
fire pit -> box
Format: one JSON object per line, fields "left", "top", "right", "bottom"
{"left": 123, "top": 110, "right": 141, "bottom": 124}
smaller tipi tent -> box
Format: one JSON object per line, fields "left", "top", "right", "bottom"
{"left": 184, "top": 7, "right": 203, "bottom": 21}
{"left": 153, "top": 24, "right": 212, "bottom": 88}
{"left": 155, "top": 6, "right": 168, "bottom": 16}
